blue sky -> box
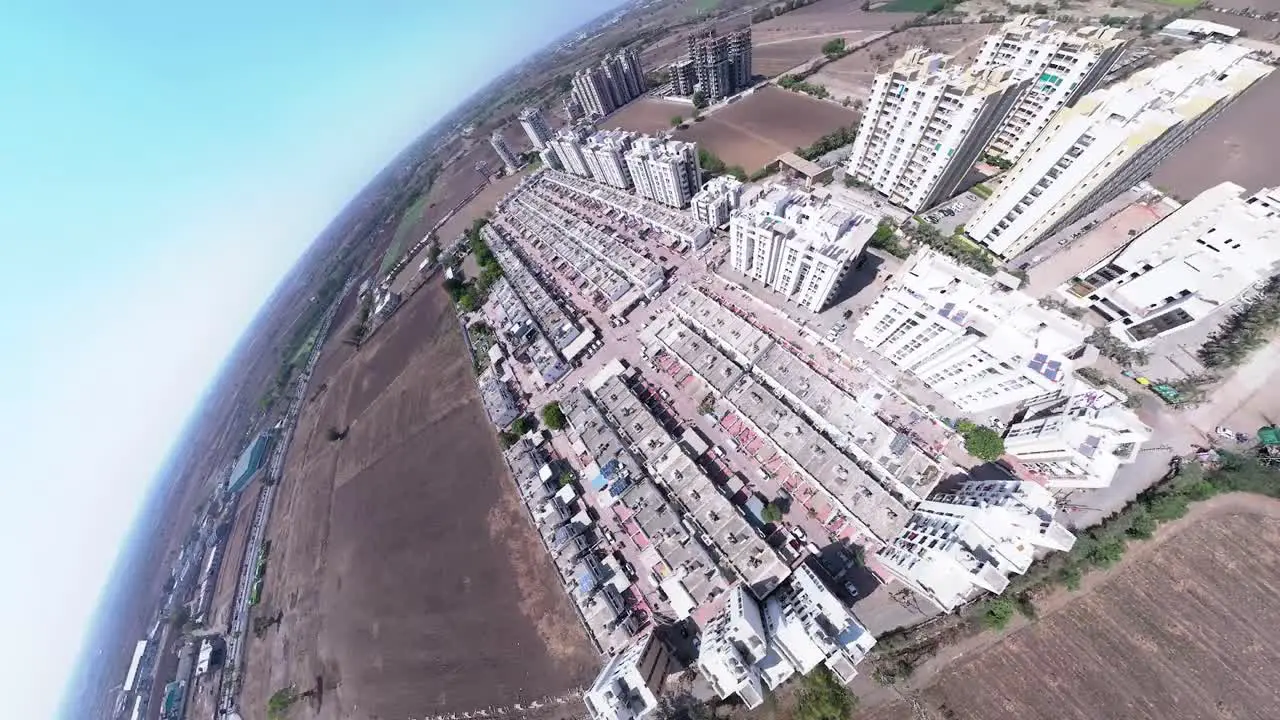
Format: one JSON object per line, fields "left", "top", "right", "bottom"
{"left": 0, "top": 1, "right": 621, "bottom": 716}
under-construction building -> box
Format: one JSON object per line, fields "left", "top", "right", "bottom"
{"left": 685, "top": 27, "right": 753, "bottom": 102}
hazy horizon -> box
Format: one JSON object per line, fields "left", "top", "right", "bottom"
{"left": 0, "top": 2, "right": 624, "bottom": 717}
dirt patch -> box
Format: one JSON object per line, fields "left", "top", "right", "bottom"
{"left": 809, "top": 23, "right": 1001, "bottom": 103}
{"left": 610, "top": 87, "right": 858, "bottom": 170}
{"left": 1151, "top": 70, "right": 1280, "bottom": 201}
{"left": 607, "top": 97, "right": 698, "bottom": 135}
{"left": 238, "top": 284, "right": 597, "bottom": 720}
{"left": 857, "top": 494, "right": 1280, "bottom": 719}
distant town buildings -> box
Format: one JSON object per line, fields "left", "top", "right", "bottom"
{"left": 692, "top": 175, "right": 744, "bottom": 227}
{"left": 854, "top": 249, "right": 1096, "bottom": 412}
{"left": 876, "top": 479, "right": 1075, "bottom": 612}
{"left": 572, "top": 49, "right": 647, "bottom": 120}
{"left": 625, "top": 136, "right": 702, "bottom": 209}
{"left": 966, "top": 43, "right": 1273, "bottom": 258}
{"left": 728, "top": 184, "right": 878, "bottom": 312}
{"left": 1004, "top": 379, "right": 1151, "bottom": 489}
{"left": 1061, "top": 182, "right": 1280, "bottom": 346}
{"left": 583, "top": 631, "right": 674, "bottom": 720}
{"left": 683, "top": 27, "right": 753, "bottom": 101}
{"left": 847, "top": 49, "right": 1028, "bottom": 213}
{"left": 518, "top": 106, "right": 554, "bottom": 150}
{"left": 976, "top": 17, "right": 1129, "bottom": 164}
{"left": 489, "top": 130, "right": 520, "bottom": 173}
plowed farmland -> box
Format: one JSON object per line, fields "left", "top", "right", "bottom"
{"left": 237, "top": 284, "right": 597, "bottom": 720}
{"left": 856, "top": 494, "right": 1280, "bottom": 719}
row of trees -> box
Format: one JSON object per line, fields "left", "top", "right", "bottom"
{"left": 697, "top": 148, "right": 748, "bottom": 182}
{"left": 821, "top": 38, "right": 849, "bottom": 60}
{"left": 796, "top": 124, "right": 857, "bottom": 161}
{"left": 1087, "top": 327, "right": 1150, "bottom": 368}
{"left": 751, "top": 0, "right": 819, "bottom": 23}
{"left": 907, "top": 221, "right": 998, "bottom": 275}
{"left": 1197, "top": 274, "right": 1280, "bottom": 369}
{"left": 444, "top": 218, "right": 503, "bottom": 312}
{"left": 778, "top": 74, "right": 830, "bottom": 99}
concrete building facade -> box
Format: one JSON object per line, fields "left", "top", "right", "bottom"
{"left": 1004, "top": 379, "right": 1151, "bottom": 489}
{"left": 847, "top": 49, "right": 1028, "bottom": 212}
{"left": 685, "top": 28, "right": 753, "bottom": 101}
{"left": 490, "top": 131, "right": 519, "bottom": 173}
{"left": 728, "top": 184, "right": 878, "bottom": 312}
{"left": 876, "top": 479, "right": 1075, "bottom": 612}
{"left": 697, "top": 585, "right": 770, "bottom": 709}
{"left": 966, "top": 43, "right": 1273, "bottom": 258}
{"left": 625, "top": 136, "right": 702, "bottom": 208}
{"left": 584, "top": 129, "right": 637, "bottom": 190}
{"left": 573, "top": 66, "right": 617, "bottom": 118}
{"left": 518, "top": 106, "right": 554, "bottom": 150}
{"left": 692, "top": 175, "right": 744, "bottom": 228}
{"left": 853, "top": 249, "right": 1096, "bottom": 412}
{"left": 583, "top": 631, "right": 674, "bottom": 720}
{"left": 976, "top": 17, "right": 1129, "bottom": 163}
{"left": 1061, "top": 182, "right": 1280, "bottom": 346}
{"left": 548, "top": 123, "right": 595, "bottom": 179}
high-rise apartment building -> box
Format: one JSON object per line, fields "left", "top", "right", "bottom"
{"left": 572, "top": 66, "right": 616, "bottom": 118}
{"left": 489, "top": 131, "right": 519, "bottom": 173}
{"left": 1003, "top": 379, "right": 1151, "bottom": 489}
{"left": 518, "top": 106, "right": 554, "bottom": 151}
{"left": 847, "top": 49, "right": 1028, "bottom": 213}
{"left": 685, "top": 28, "right": 753, "bottom": 101}
{"left": 671, "top": 59, "right": 697, "bottom": 96}
{"left": 877, "top": 479, "right": 1075, "bottom": 612}
{"left": 976, "top": 17, "right": 1128, "bottom": 163}
{"left": 602, "top": 49, "right": 646, "bottom": 105}
{"left": 565, "top": 95, "right": 585, "bottom": 122}
{"left": 1061, "top": 182, "right": 1280, "bottom": 346}
{"left": 696, "top": 586, "right": 770, "bottom": 709}
{"left": 539, "top": 146, "right": 563, "bottom": 171}
{"left": 728, "top": 184, "right": 877, "bottom": 312}
{"left": 853, "top": 249, "right": 1096, "bottom": 412}
{"left": 583, "top": 129, "right": 637, "bottom": 190}
{"left": 692, "top": 175, "right": 744, "bottom": 227}
{"left": 758, "top": 564, "right": 876, "bottom": 688}
{"left": 547, "top": 123, "right": 594, "bottom": 178}
{"left": 625, "top": 136, "right": 701, "bottom": 208}
{"left": 966, "top": 43, "right": 1272, "bottom": 259}
{"left": 583, "top": 631, "right": 674, "bottom": 720}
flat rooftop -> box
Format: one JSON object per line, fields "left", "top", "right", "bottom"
{"left": 483, "top": 224, "right": 583, "bottom": 351}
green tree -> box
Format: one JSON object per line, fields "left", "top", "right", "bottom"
{"left": 267, "top": 687, "right": 299, "bottom": 720}
{"left": 980, "top": 597, "right": 1016, "bottom": 630}
{"left": 670, "top": 114, "right": 684, "bottom": 127}
{"left": 956, "top": 420, "right": 1005, "bottom": 461}
{"left": 541, "top": 402, "right": 567, "bottom": 431}
{"left": 457, "top": 290, "right": 479, "bottom": 312}
{"left": 697, "top": 148, "right": 727, "bottom": 177}
{"left": 559, "top": 471, "right": 576, "bottom": 487}
{"left": 821, "top": 38, "right": 847, "bottom": 57}
{"left": 692, "top": 90, "right": 708, "bottom": 109}
{"left": 795, "top": 666, "right": 857, "bottom": 720}
{"left": 510, "top": 416, "right": 532, "bottom": 436}
{"left": 762, "top": 501, "right": 784, "bottom": 524}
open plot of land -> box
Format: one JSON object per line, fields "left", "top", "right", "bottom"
{"left": 612, "top": 87, "right": 858, "bottom": 170}
{"left": 857, "top": 494, "right": 1280, "bottom": 719}
{"left": 809, "top": 23, "right": 999, "bottom": 102}
{"left": 1152, "top": 71, "right": 1280, "bottom": 200}
{"left": 607, "top": 97, "right": 698, "bottom": 134}
{"left": 238, "top": 284, "right": 597, "bottom": 720}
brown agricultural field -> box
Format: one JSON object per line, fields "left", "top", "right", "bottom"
{"left": 608, "top": 97, "right": 699, "bottom": 133}
{"left": 237, "top": 283, "right": 597, "bottom": 720}
{"left": 857, "top": 494, "right": 1280, "bottom": 720}
{"left": 1151, "top": 71, "right": 1280, "bottom": 201}
{"left": 809, "top": 23, "right": 1000, "bottom": 103}
{"left": 610, "top": 87, "right": 858, "bottom": 170}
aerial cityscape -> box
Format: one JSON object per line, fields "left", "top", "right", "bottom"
{"left": 59, "top": 1, "right": 1280, "bottom": 720}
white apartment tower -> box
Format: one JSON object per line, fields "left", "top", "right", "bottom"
{"left": 625, "top": 136, "right": 702, "bottom": 208}
{"left": 758, "top": 564, "right": 876, "bottom": 688}
{"left": 967, "top": 43, "right": 1273, "bottom": 258}
{"left": 692, "top": 175, "right": 744, "bottom": 227}
{"left": 847, "top": 49, "right": 1029, "bottom": 212}
{"left": 1004, "top": 379, "right": 1152, "bottom": 489}
{"left": 490, "top": 131, "right": 519, "bottom": 173}
{"left": 573, "top": 66, "right": 615, "bottom": 118}
{"left": 728, "top": 184, "right": 877, "bottom": 312}
{"left": 548, "top": 123, "right": 594, "bottom": 179}
{"left": 1061, "top": 182, "right": 1280, "bottom": 346}
{"left": 583, "top": 631, "right": 674, "bottom": 720}
{"left": 853, "top": 249, "right": 1097, "bottom": 412}
{"left": 877, "top": 479, "right": 1075, "bottom": 612}
{"left": 539, "top": 146, "right": 563, "bottom": 171}
{"left": 583, "top": 129, "right": 637, "bottom": 190}
{"left": 976, "top": 17, "right": 1128, "bottom": 163}
{"left": 518, "top": 106, "right": 554, "bottom": 150}
{"left": 696, "top": 585, "right": 770, "bottom": 709}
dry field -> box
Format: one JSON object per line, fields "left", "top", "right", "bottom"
{"left": 809, "top": 23, "right": 1000, "bottom": 102}
{"left": 608, "top": 97, "right": 699, "bottom": 134}
{"left": 611, "top": 87, "right": 859, "bottom": 170}
{"left": 1151, "top": 71, "right": 1280, "bottom": 200}
{"left": 857, "top": 494, "right": 1280, "bottom": 720}
{"left": 237, "top": 284, "right": 597, "bottom": 720}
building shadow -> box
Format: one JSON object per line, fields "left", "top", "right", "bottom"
{"left": 825, "top": 251, "right": 885, "bottom": 307}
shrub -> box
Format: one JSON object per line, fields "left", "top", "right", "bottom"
{"left": 980, "top": 597, "right": 1016, "bottom": 630}
{"left": 956, "top": 420, "right": 1005, "bottom": 461}
{"left": 540, "top": 402, "right": 566, "bottom": 431}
